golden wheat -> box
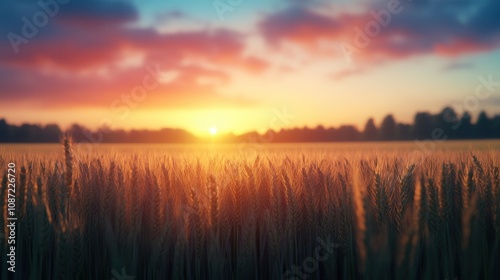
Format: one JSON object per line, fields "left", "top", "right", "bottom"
{"left": 0, "top": 143, "right": 499, "bottom": 279}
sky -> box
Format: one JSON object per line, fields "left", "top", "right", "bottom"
{"left": 1, "top": 0, "right": 500, "bottom": 136}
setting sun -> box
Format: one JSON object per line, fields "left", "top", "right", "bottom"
{"left": 209, "top": 126, "right": 218, "bottom": 135}
{"left": 3, "top": 0, "right": 500, "bottom": 278}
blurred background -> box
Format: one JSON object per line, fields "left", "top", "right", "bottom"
{"left": 1, "top": 0, "right": 499, "bottom": 138}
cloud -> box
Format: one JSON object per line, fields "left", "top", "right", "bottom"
{"left": 2, "top": 0, "right": 499, "bottom": 112}
{"left": 153, "top": 10, "right": 186, "bottom": 25}
{"left": 258, "top": 2, "right": 500, "bottom": 63}
{"left": 486, "top": 96, "right": 500, "bottom": 107}
{"left": 0, "top": 0, "right": 138, "bottom": 39}
{"left": 0, "top": 0, "right": 269, "bottom": 110}
{"left": 0, "top": 64, "right": 257, "bottom": 109}
{"left": 54, "top": 0, "right": 138, "bottom": 28}
{"left": 331, "top": 67, "right": 366, "bottom": 81}
{"left": 259, "top": 6, "right": 345, "bottom": 48}
{"left": 0, "top": 27, "right": 267, "bottom": 72}
{"left": 442, "top": 61, "right": 474, "bottom": 72}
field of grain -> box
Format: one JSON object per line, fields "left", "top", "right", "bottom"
{"left": 1, "top": 141, "right": 500, "bottom": 279}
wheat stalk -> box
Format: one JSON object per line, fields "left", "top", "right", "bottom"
{"left": 63, "top": 133, "right": 73, "bottom": 188}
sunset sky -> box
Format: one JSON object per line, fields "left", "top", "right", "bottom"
{"left": 1, "top": 0, "right": 500, "bottom": 136}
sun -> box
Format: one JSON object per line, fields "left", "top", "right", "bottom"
{"left": 209, "top": 126, "right": 218, "bottom": 136}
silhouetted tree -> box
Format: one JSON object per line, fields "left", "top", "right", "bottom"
{"left": 1, "top": 107, "right": 500, "bottom": 143}
{"left": 455, "top": 111, "right": 473, "bottom": 139}
{"left": 475, "top": 111, "right": 492, "bottom": 138}
{"left": 0, "top": 119, "right": 9, "bottom": 142}
{"left": 311, "top": 125, "right": 328, "bottom": 142}
{"left": 492, "top": 116, "right": 500, "bottom": 138}
{"left": 17, "top": 124, "right": 43, "bottom": 142}
{"left": 363, "top": 118, "right": 378, "bottom": 141}
{"left": 338, "top": 125, "right": 360, "bottom": 141}
{"left": 397, "top": 124, "right": 412, "bottom": 140}
{"left": 436, "top": 107, "right": 460, "bottom": 139}
{"left": 380, "top": 114, "right": 397, "bottom": 140}
{"left": 413, "top": 112, "right": 433, "bottom": 140}
{"left": 42, "top": 124, "right": 62, "bottom": 142}
{"left": 68, "top": 124, "right": 88, "bottom": 142}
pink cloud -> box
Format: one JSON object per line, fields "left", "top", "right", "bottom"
{"left": 258, "top": 3, "right": 500, "bottom": 65}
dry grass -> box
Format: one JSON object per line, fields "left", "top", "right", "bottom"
{"left": 1, "top": 142, "right": 500, "bottom": 279}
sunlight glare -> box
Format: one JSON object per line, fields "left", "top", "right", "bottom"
{"left": 209, "top": 126, "right": 218, "bottom": 135}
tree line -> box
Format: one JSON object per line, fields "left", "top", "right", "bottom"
{"left": 1, "top": 107, "right": 499, "bottom": 143}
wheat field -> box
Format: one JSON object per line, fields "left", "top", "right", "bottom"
{"left": 1, "top": 141, "right": 500, "bottom": 280}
